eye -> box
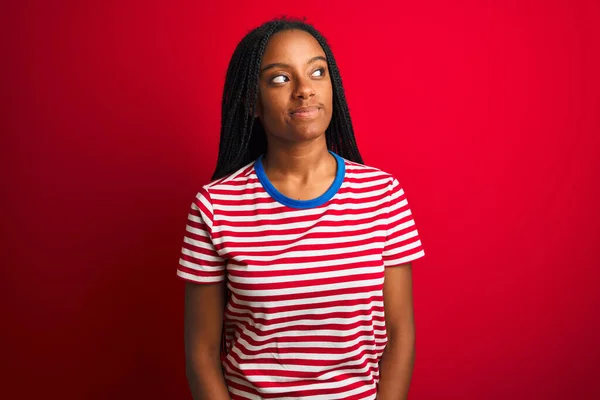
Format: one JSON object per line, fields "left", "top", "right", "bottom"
{"left": 271, "top": 75, "right": 289, "bottom": 84}
{"left": 312, "top": 68, "right": 326, "bottom": 77}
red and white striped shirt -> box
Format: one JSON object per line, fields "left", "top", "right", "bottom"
{"left": 177, "top": 151, "right": 425, "bottom": 399}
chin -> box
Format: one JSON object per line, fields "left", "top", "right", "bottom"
{"left": 290, "top": 128, "right": 325, "bottom": 142}
{"left": 287, "top": 120, "right": 329, "bottom": 140}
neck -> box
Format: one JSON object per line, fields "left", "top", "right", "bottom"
{"left": 262, "top": 135, "right": 335, "bottom": 182}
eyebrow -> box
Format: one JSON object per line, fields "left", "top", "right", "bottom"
{"left": 260, "top": 56, "right": 327, "bottom": 74}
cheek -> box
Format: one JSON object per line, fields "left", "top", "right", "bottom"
{"left": 258, "top": 92, "right": 290, "bottom": 132}
{"left": 323, "top": 86, "right": 334, "bottom": 118}
{"left": 260, "top": 92, "right": 287, "bottom": 117}
{"left": 321, "top": 81, "right": 333, "bottom": 108}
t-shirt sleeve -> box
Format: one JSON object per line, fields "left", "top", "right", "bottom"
{"left": 382, "top": 177, "right": 426, "bottom": 267}
{"left": 176, "top": 188, "right": 227, "bottom": 283}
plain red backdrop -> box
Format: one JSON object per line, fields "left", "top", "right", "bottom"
{"left": 2, "top": 0, "right": 599, "bottom": 399}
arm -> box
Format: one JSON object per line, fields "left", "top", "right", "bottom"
{"left": 377, "top": 262, "right": 416, "bottom": 400}
{"left": 184, "top": 281, "right": 231, "bottom": 400}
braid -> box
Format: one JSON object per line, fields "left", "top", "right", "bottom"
{"left": 211, "top": 17, "right": 363, "bottom": 181}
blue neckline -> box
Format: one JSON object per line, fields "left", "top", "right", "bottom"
{"left": 255, "top": 150, "right": 345, "bottom": 209}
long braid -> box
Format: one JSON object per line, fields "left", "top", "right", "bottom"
{"left": 212, "top": 17, "right": 363, "bottom": 181}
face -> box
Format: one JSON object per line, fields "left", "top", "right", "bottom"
{"left": 256, "top": 29, "right": 333, "bottom": 143}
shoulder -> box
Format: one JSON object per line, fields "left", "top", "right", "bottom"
{"left": 199, "top": 160, "right": 257, "bottom": 202}
{"left": 341, "top": 157, "right": 399, "bottom": 188}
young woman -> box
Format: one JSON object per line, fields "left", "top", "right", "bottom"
{"left": 177, "top": 17, "right": 425, "bottom": 400}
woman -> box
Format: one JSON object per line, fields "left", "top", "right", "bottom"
{"left": 178, "top": 17, "right": 425, "bottom": 400}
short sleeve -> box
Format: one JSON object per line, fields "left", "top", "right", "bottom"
{"left": 382, "top": 177, "right": 426, "bottom": 267}
{"left": 176, "top": 188, "right": 227, "bottom": 283}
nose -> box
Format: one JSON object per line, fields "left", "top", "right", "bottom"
{"left": 292, "top": 75, "right": 315, "bottom": 100}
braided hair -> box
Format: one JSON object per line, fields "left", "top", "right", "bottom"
{"left": 211, "top": 17, "right": 363, "bottom": 181}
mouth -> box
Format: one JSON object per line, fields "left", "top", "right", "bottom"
{"left": 289, "top": 106, "right": 321, "bottom": 119}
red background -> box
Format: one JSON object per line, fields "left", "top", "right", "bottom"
{"left": 2, "top": 0, "right": 599, "bottom": 399}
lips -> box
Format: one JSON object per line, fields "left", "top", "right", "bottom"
{"left": 290, "top": 106, "right": 320, "bottom": 119}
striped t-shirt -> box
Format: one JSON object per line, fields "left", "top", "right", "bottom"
{"left": 177, "top": 151, "right": 425, "bottom": 400}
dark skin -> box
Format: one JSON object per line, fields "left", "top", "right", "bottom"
{"left": 184, "top": 281, "right": 229, "bottom": 400}
{"left": 378, "top": 263, "right": 416, "bottom": 400}
{"left": 184, "top": 29, "right": 416, "bottom": 400}
{"left": 256, "top": 29, "right": 337, "bottom": 201}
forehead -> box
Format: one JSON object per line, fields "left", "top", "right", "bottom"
{"left": 260, "top": 29, "right": 326, "bottom": 66}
